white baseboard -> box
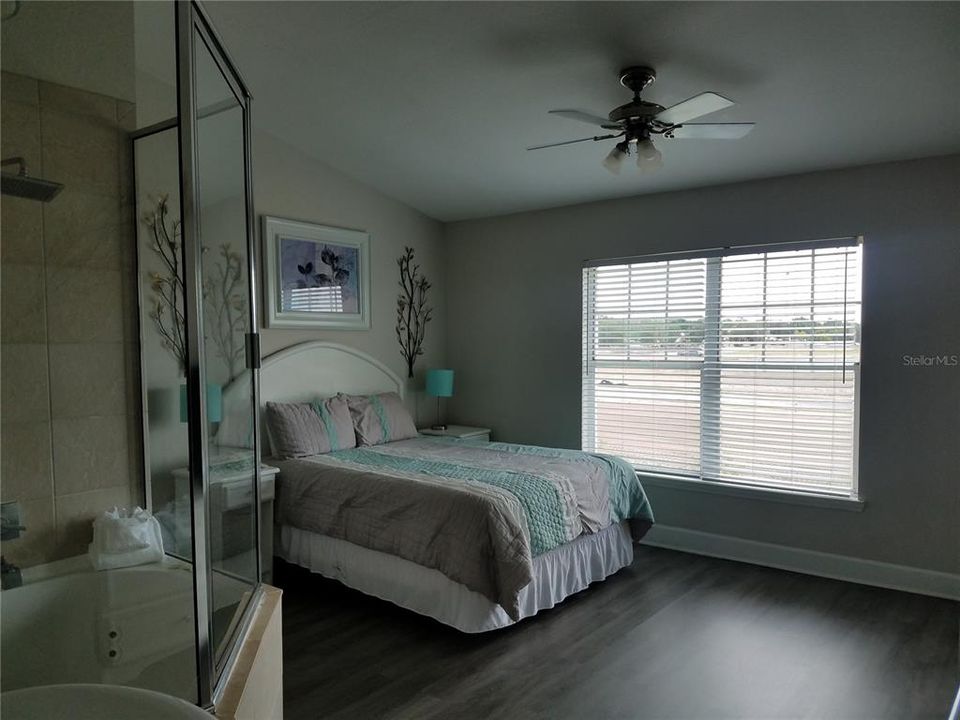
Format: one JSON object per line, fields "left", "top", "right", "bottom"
{"left": 641, "top": 525, "right": 960, "bottom": 601}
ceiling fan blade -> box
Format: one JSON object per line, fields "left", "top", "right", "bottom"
{"left": 666, "top": 123, "right": 755, "bottom": 139}
{"left": 527, "top": 133, "right": 619, "bottom": 151}
{"left": 548, "top": 109, "right": 618, "bottom": 128}
{"left": 656, "top": 92, "right": 734, "bottom": 125}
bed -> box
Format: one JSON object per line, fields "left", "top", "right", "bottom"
{"left": 221, "top": 341, "right": 653, "bottom": 633}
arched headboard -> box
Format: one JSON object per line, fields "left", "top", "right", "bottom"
{"left": 216, "top": 341, "right": 404, "bottom": 453}
{"left": 259, "top": 341, "right": 404, "bottom": 404}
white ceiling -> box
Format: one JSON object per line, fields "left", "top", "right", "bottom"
{"left": 206, "top": 2, "right": 960, "bottom": 222}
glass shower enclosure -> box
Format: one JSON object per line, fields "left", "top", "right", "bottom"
{"left": 0, "top": 0, "right": 262, "bottom": 710}
{"left": 132, "top": 1, "right": 263, "bottom": 708}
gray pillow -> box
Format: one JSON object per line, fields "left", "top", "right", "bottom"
{"left": 265, "top": 396, "right": 356, "bottom": 458}
{"left": 313, "top": 395, "right": 357, "bottom": 452}
{"left": 343, "top": 392, "right": 418, "bottom": 446}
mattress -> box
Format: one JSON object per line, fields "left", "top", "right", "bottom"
{"left": 278, "top": 520, "right": 634, "bottom": 633}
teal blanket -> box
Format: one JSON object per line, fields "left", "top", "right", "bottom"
{"left": 330, "top": 437, "right": 654, "bottom": 557}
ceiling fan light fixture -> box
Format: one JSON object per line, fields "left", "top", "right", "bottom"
{"left": 602, "top": 141, "right": 629, "bottom": 175}
{"left": 636, "top": 137, "right": 662, "bottom": 171}
{"left": 636, "top": 137, "right": 658, "bottom": 160}
{"left": 535, "top": 65, "right": 756, "bottom": 176}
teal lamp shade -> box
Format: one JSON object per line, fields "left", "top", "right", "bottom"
{"left": 180, "top": 383, "right": 223, "bottom": 423}
{"left": 425, "top": 369, "right": 454, "bottom": 398}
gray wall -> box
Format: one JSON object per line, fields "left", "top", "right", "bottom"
{"left": 252, "top": 131, "right": 447, "bottom": 424}
{"left": 444, "top": 154, "right": 960, "bottom": 574}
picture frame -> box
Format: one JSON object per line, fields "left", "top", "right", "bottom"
{"left": 262, "top": 215, "right": 371, "bottom": 329}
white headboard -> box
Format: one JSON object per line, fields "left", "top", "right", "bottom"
{"left": 259, "top": 340, "right": 403, "bottom": 405}
{"left": 216, "top": 341, "right": 404, "bottom": 453}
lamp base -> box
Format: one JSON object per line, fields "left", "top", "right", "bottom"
{"left": 430, "top": 424, "right": 448, "bottom": 431}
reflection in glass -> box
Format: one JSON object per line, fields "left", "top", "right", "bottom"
{"left": 134, "top": 127, "right": 199, "bottom": 704}
{"left": 192, "top": 31, "right": 260, "bottom": 665}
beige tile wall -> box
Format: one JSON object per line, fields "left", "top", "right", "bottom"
{"left": 1, "top": 71, "right": 142, "bottom": 566}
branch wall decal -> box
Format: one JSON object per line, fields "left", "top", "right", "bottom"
{"left": 395, "top": 246, "right": 433, "bottom": 379}
{"left": 142, "top": 195, "right": 187, "bottom": 374}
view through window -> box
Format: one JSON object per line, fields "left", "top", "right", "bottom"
{"left": 582, "top": 239, "right": 862, "bottom": 495}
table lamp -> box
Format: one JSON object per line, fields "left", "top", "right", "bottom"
{"left": 179, "top": 383, "right": 223, "bottom": 424}
{"left": 425, "top": 369, "right": 454, "bottom": 431}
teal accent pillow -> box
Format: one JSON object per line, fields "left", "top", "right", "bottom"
{"left": 312, "top": 395, "right": 356, "bottom": 451}
{"left": 343, "top": 392, "right": 418, "bottom": 446}
{"left": 264, "top": 396, "right": 356, "bottom": 458}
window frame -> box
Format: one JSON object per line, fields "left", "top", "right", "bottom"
{"left": 582, "top": 236, "right": 864, "bottom": 502}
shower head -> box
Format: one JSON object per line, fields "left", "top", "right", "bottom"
{"left": 1, "top": 157, "right": 63, "bottom": 202}
{"left": 2, "top": 173, "right": 63, "bottom": 202}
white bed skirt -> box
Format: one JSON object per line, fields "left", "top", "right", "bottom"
{"left": 278, "top": 521, "right": 634, "bottom": 633}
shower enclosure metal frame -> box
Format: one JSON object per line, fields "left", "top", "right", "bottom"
{"left": 179, "top": 1, "right": 264, "bottom": 707}
{"left": 131, "top": 1, "right": 263, "bottom": 709}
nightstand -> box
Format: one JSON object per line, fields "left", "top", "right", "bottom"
{"left": 419, "top": 425, "right": 491, "bottom": 442}
{"left": 172, "top": 461, "right": 279, "bottom": 583}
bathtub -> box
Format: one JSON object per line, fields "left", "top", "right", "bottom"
{"left": 0, "top": 557, "right": 199, "bottom": 702}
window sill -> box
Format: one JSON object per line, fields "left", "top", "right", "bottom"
{"left": 637, "top": 472, "right": 865, "bottom": 512}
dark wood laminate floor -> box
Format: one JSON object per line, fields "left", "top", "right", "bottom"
{"left": 277, "top": 547, "right": 958, "bottom": 720}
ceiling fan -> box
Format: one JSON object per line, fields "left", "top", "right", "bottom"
{"left": 528, "top": 66, "right": 755, "bottom": 174}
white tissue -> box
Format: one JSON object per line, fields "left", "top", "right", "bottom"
{"left": 88, "top": 507, "right": 165, "bottom": 571}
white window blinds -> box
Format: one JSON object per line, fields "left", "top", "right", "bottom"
{"left": 582, "top": 239, "right": 862, "bottom": 495}
{"left": 284, "top": 286, "right": 344, "bottom": 313}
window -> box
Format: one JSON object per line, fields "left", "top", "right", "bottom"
{"left": 582, "top": 238, "right": 862, "bottom": 496}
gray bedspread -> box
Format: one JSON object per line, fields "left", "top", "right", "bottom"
{"left": 274, "top": 437, "right": 654, "bottom": 620}
{"left": 274, "top": 452, "right": 534, "bottom": 618}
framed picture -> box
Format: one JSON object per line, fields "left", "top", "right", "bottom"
{"left": 262, "top": 216, "right": 371, "bottom": 329}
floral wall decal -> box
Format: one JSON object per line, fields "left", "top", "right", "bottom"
{"left": 396, "top": 246, "right": 432, "bottom": 378}
{"left": 142, "top": 195, "right": 249, "bottom": 380}
{"left": 203, "top": 244, "right": 248, "bottom": 380}
{"left": 142, "top": 194, "right": 187, "bottom": 373}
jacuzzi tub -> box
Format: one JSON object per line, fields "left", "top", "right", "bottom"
{"left": 0, "top": 557, "right": 199, "bottom": 702}
{"left": 2, "top": 683, "right": 211, "bottom": 720}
